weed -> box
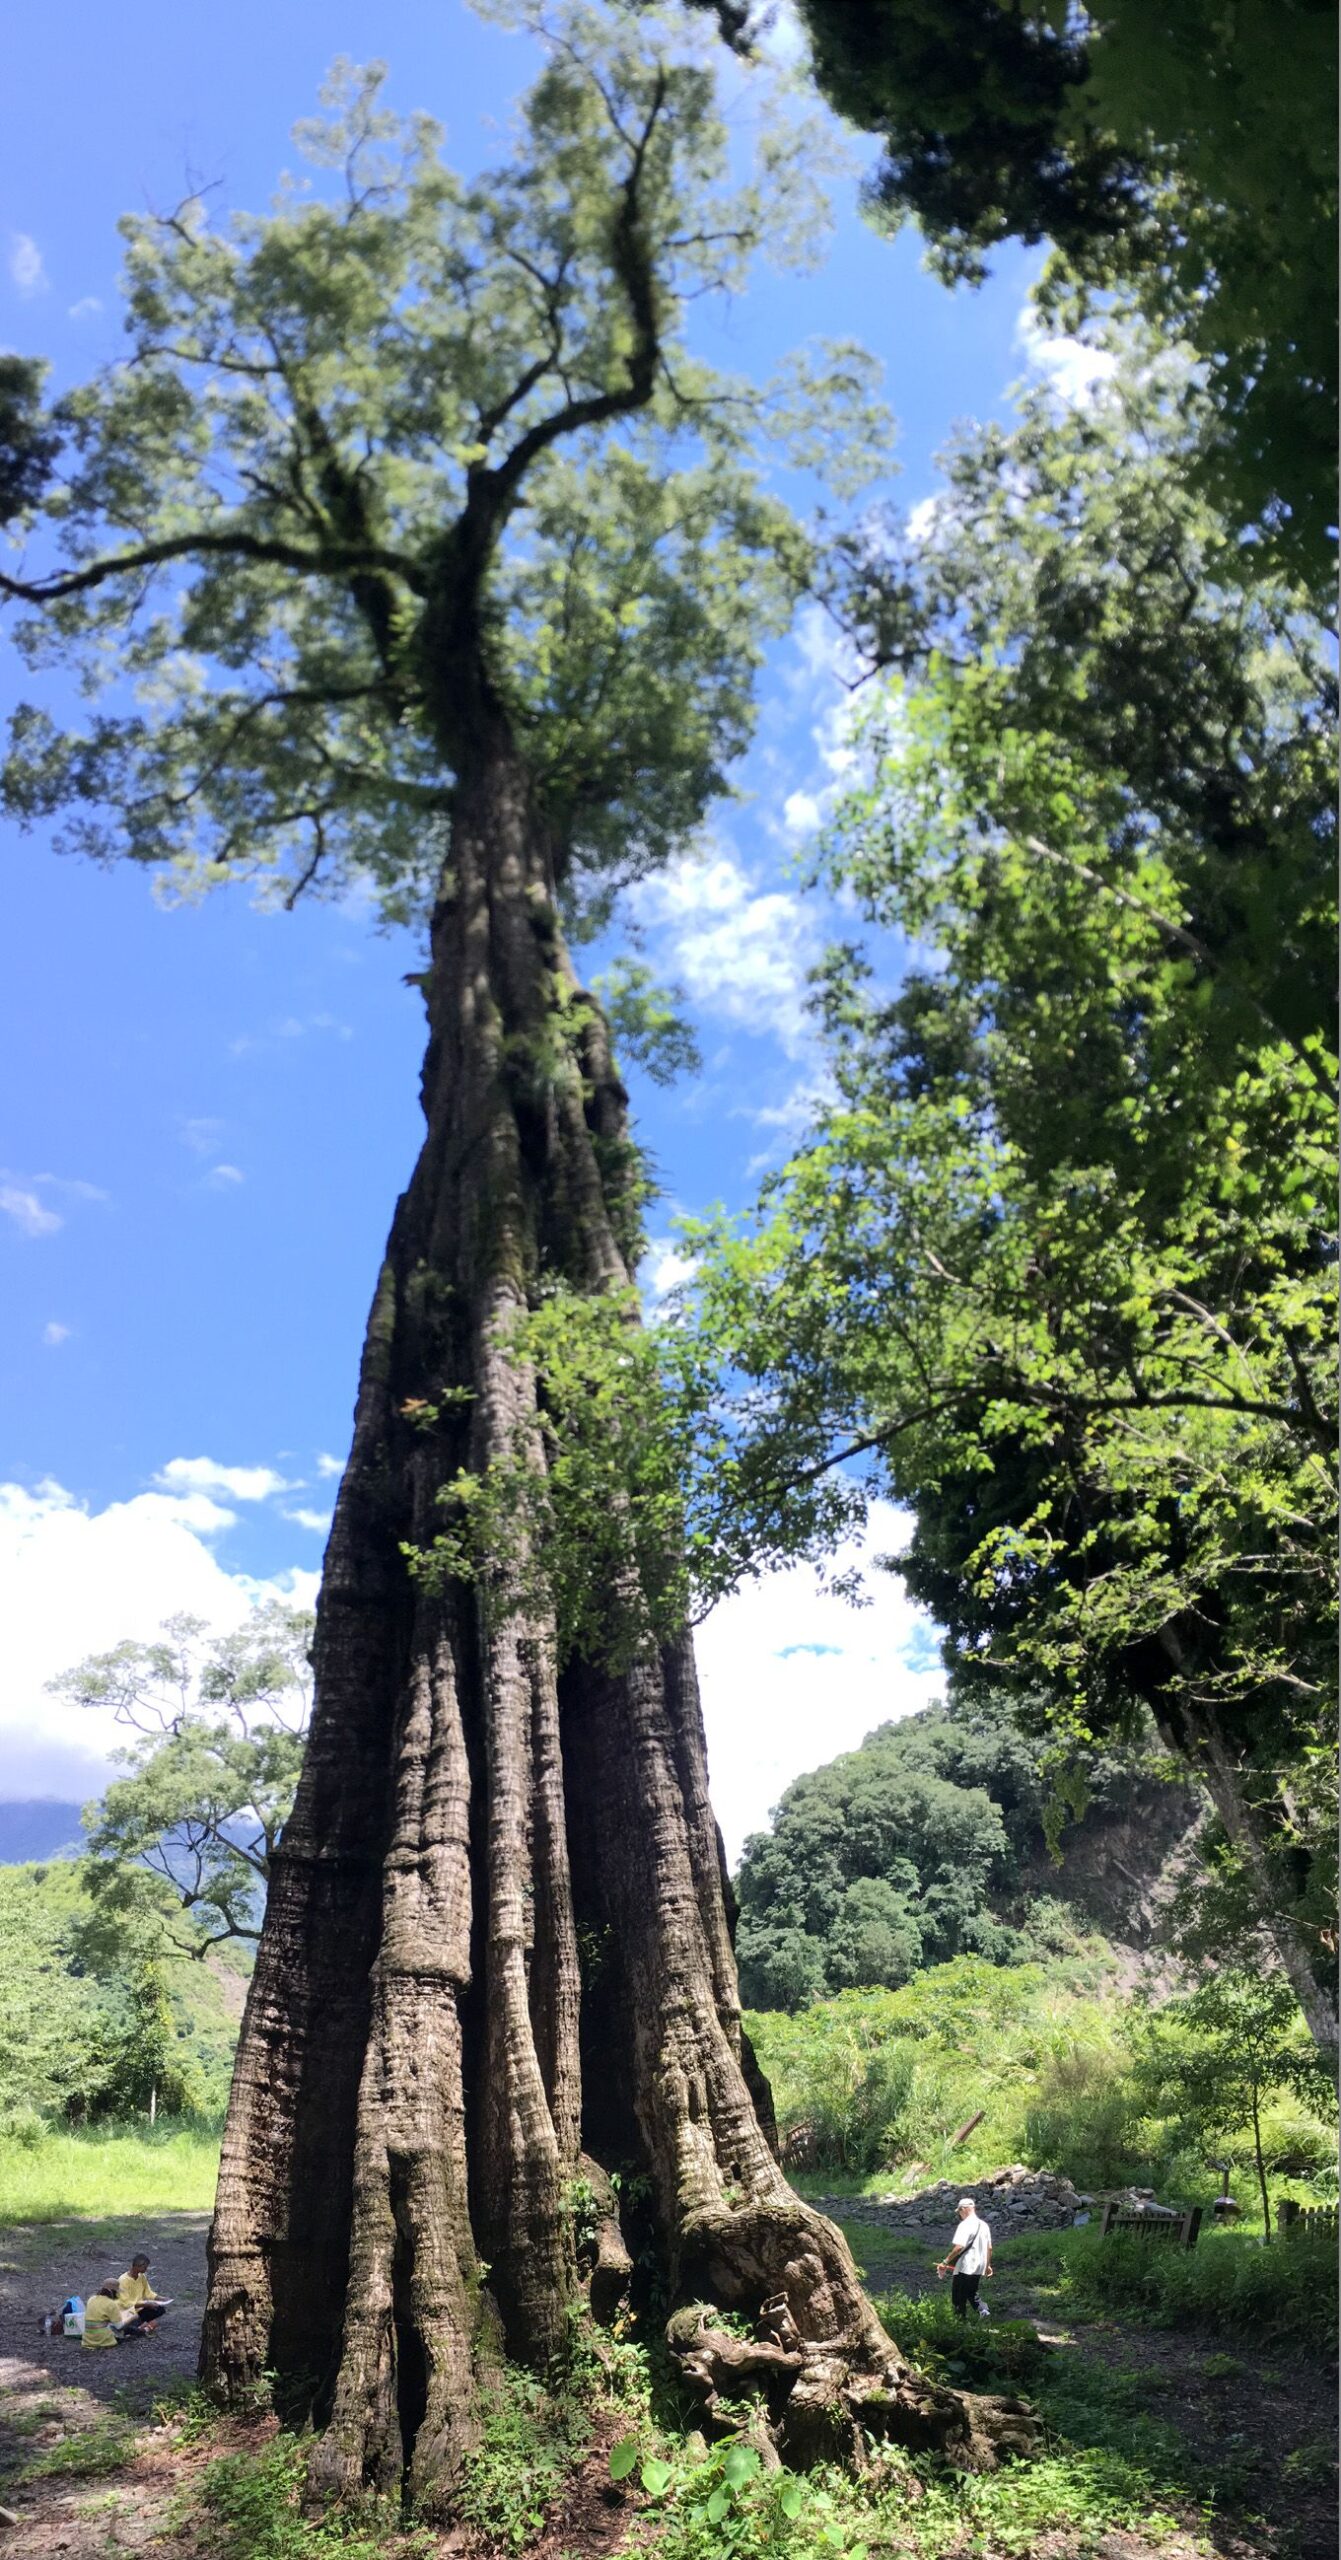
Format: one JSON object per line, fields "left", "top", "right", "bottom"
{"left": 1199, "top": 2351, "right": 1246, "bottom": 2379}
{"left": 455, "top": 2364, "right": 587, "bottom": 2551}
{"left": 19, "top": 2417, "right": 137, "bottom": 2481}
{"left": 1282, "top": 2439, "right": 1339, "bottom": 2490}
{"left": 197, "top": 2435, "right": 422, "bottom": 2559}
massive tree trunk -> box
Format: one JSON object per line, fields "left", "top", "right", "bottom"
{"left": 200, "top": 723, "right": 1032, "bottom": 2512}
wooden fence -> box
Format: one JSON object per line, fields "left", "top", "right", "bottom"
{"left": 1099, "top": 2202, "right": 1202, "bottom": 2250}
{"left": 1277, "top": 2201, "right": 1338, "bottom": 2242}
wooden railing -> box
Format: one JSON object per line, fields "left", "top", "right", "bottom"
{"left": 1099, "top": 2202, "right": 1202, "bottom": 2250}
{"left": 1277, "top": 2201, "right": 1338, "bottom": 2242}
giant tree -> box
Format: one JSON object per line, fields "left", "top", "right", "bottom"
{"left": 676, "top": 351, "right": 1338, "bottom": 2055}
{"left": 0, "top": 0, "right": 1030, "bottom": 2510}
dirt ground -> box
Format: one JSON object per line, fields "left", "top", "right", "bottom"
{"left": 0, "top": 2212, "right": 209, "bottom": 2554}
{"left": 818, "top": 2202, "right": 1339, "bottom": 2560}
{"left": 0, "top": 2211, "right": 1334, "bottom": 2559}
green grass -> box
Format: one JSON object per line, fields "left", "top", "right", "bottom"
{"left": 0, "top": 2120, "right": 220, "bottom": 2220}
{"left": 16, "top": 2416, "right": 140, "bottom": 2484}
{"left": 999, "top": 2222, "right": 1338, "bottom": 2355}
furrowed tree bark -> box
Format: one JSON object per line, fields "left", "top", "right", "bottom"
{"left": 201, "top": 718, "right": 1033, "bottom": 2511}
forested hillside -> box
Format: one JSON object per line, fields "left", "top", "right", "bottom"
{"left": 734, "top": 1701, "right": 1197, "bottom": 2011}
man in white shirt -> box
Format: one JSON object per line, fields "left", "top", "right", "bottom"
{"left": 936, "top": 2196, "right": 993, "bottom": 2317}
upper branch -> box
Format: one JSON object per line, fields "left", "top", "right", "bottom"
{"left": 450, "top": 67, "right": 669, "bottom": 592}
{"left": 0, "top": 524, "right": 429, "bottom": 608}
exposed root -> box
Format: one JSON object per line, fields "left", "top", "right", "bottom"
{"left": 665, "top": 2198, "right": 1042, "bottom": 2476}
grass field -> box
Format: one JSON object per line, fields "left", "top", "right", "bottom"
{"left": 0, "top": 2121, "right": 221, "bottom": 2221}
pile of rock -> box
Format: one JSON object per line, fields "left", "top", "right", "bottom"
{"left": 857, "top": 2164, "right": 1087, "bottom": 2234}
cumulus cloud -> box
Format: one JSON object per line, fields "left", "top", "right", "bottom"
{"left": 68, "top": 295, "right": 103, "bottom": 320}
{"left": 154, "top": 1456, "right": 293, "bottom": 1503}
{"left": 694, "top": 1500, "right": 944, "bottom": 1864}
{"left": 41, "top": 1321, "right": 71, "bottom": 1348}
{"left": 206, "top": 1162, "right": 245, "bottom": 1188}
{"left": 283, "top": 1507, "right": 333, "bottom": 1535}
{"left": 634, "top": 849, "right": 818, "bottom": 1057}
{"left": 1, "top": 1185, "right": 61, "bottom": 1239}
{"left": 9, "top": 233, "right": 47, "bottom": 296}
{"left": 1016, "top": 303, "right": 1118, "bottom": 407}
{"left": 0, "top": 1478, "right": 318, "bottom": 1798}
{"left": 314, "top": 1452, "right": 345, "bottom": 1479}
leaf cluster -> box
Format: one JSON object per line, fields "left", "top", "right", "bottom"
{"left": 790, "top": 0, "right": 1337, "bottom": 588}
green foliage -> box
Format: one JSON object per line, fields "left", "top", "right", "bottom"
{"left": 1130, "top": 1967, "right": 1330, "bottom": 2233}
{"left": 1012, "top": 2222, "right": 1339, "bottom": 2356}
{"left": 198, "top": 2434, "right": 421, "bottom": 2559}
{"left": 735, "top": 1696, "right": 1169, "bottom": 2009}
{"left": 54, "top": 1605, "right": 312, "bottom": 1951}
{"left": 679, "top": 346, "right": 1337, "bottom": 2041}
{"left": 1, "top": 5, "right": 885, "bottom": 925}
{"left": 790, "top": 0, "right": 1336, "bottom": 588}
{"left": 610, "top": 2403, "right": 1176, "bottom": 2560}
{"left": 0, "top": 1859, "right": 242, "bottom": 2130}
{"left": 747, "top": 1956, "right": 1338, "bottom": 2194}
{"left": 747, "top": 1953, "right": 1132, "bottom": 2179}
{"left": 592, "top": 955, "right": 703, "bottom": 1086}
{"left": 18, "top": 2416, "right": 138, "bottom": 2483}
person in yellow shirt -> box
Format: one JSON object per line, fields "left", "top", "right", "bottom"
{"left": 82, "top": 2280, "right": 129, "bottom": 2349}
{"left": 116, "top": 2254, "right": 154, "bottom": 2311}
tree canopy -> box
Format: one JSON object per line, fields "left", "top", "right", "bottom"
{"left": 683, "top": 0, "right": 1337, "bottom": 589}
{"left": 0, "top": 2, "right": 879, "bottom": 932}
{"left": 676, "top": 344, "right": 1338, "bottom": 2050}
{"left": 53, "top": 1604, "right": 314, "bottom": 1952}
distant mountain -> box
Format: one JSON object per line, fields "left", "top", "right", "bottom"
{"left": 0, "top": 1801, "right": 85, "bottom": 1863}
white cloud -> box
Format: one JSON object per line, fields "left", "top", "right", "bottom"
{"left": 154, "top": 1456, "right": 292, "bottom": 1503}
{"left": 694, "top": 1501, "right": 944, "bottom": 1865}
{"left": 283, "top": 1507, "right": 333, "bottom": 1535}
{"left": 1, "top": 1185, "right": 61, "bottom": 1239}
{"left": 782, "top": 789, "right": 824, "bottom": 839}
{"left": 0, "top": 1478, "right": 318, "bottom": 1798}
{"left": 9, "top": 233, "right": 47, "bottom": 297}
{"left": 0, "top": 1170, "right": 109, "bottom": 1236}
{"left": 635, "top": 849, "right": 817, "bottom": 1057}
{"left": 642, "top": 1238, "right": 700, "bottom": 1305}
{"left": 41, "top": 1321, "right": 71, "bottom": 1348}
{"left": 229, "top": 1011, "right": 352, "bottom": 1058}
{"left": 68, "top": 296, "right": 103, "bottom": 320}
{"left": 179, "top": 1117, "right": 223, "bottom": 1157}
{"left": 1016, "top": 303, "right": 1118, "bottom": 408}
{"left": 905, "top": 494, "right": 941, "bottom": 545}
{"left": 314, "top": 1452, "right": 344, "bottom": 1479}
{"left": 207, "top": 1162, "right": 245, "bottom": 1188}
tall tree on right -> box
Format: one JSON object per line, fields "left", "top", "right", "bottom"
{"left": 687, "top": 0, "right": 1337, "bottom": 590}
{"left": 678, "top": 348, "right": 1338, "bottom": 2061}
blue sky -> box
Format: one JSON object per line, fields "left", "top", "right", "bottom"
{"left": 0, "top": 0, "right": 1063, "bottom": 1854}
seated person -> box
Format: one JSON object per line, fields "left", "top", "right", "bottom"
{"left": 116, "top": 2253, "right": 170, "bottom": 2333}
{"left": 83, "top": 2279, "right": 130, "bottom": 2349}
